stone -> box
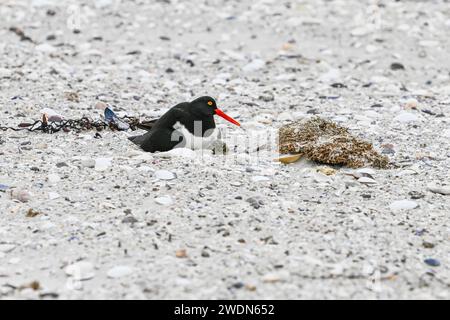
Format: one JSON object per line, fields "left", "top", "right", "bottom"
{"left": 155, "top": 196, "right": 173, "bottom": 206}
{"left": 35, "top": 43, "right": 56, "bottom": 53}
{"left": 107, "top": 266, "right": 133, "bottom": 279}
{"left": 394, "top": 112, "right": 419, "bottom": 123}
{"left": 358, "top": 177, "right": 377, "bottom": 185}
{"left": 10, "top": 189, "right": 32, "bottom": 203}
{"left": 259, "top": 91, "right": 274, "bottom": 102}
{"left": 251, "top": 176, "right": 270, "bottom": 182}
{"left": 56, "top": 162, "right": 68, "bottom": 168}
{"left": 390, "top": 63, "right": 405, "bottom": 70}
{"left": 175, "top": 249, "right": 187, "bottom": 258}
{"left": 81, "top": 159, "right": 96, "bottom": 168}
{"left": 246, "top": 197, "right": 263, "bottom": 209}
{"left": 154, "top": 170, "right": 176, "bottom": 180}
{"left": 389, "top": 200, "right": 418, "bottom": 211}
{"left": 95, "top": 158, "right": 112, "bottom": 171}
{"left": 122, "top": 216, "right": 138, "bottom": 224}
{"left": 424, "top": 258, "right": 440, "bottom": 267}
{"left": 356, "top": 168, "right": 376, "bottom": 176}
{"left": 65, "top": 261, "right": 95, "bottom": 281}
{"left": 0, "top": 244, "right": 16, "bottom": 253}
{"left": 427, "top": 184, "right": 450, "bottom": 195}
{"left": 242, "top": 59, "right": 265, "bottom": 72}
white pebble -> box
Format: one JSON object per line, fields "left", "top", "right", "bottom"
{"left": 155, "top": 195, "right": 173, "bottom": 206}
{"left": 389, "top": 200, "right": 418, "bottom": 211}
{"left": 0, "top": 244, "right": 16, "bottom": 253}
{"left": 358, "top": 177, "right": 377, "bottom": 185}
{"left": 356, "top": 168, "right": 376, "bottom": 176}
{"left": 242, "top": 59, "right": 265, "bottom": 73}
{"left": 10, "top": 189, "right": 32, "bottom": 203}
{"left": 65, "top": 261, "right": 95, "bottom": 281}
{"left": 251, "top": 176, "right": 271, "bottom": 182}
{"left": 107, "top": 266, "right": 133, "bottom": 279}
{"left": 95, "top": 158, "right": 112, "bottom": 171}
{"left": 35, "top": 43, "right": 56, "bottom": 53}
{"left": 155, "top": 170, "right": 176, "bottom": 180}
{"left": 427, "top": 184, "right": 450, "bottom": 195}
{"left": 394, "top": 112, "right": 419, "bottom": 123}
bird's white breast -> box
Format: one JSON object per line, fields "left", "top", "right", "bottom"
{"left": 173, "top": 121, "right": 219, "bottom": 150}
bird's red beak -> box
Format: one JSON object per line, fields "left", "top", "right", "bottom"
{"left": 215, "top": 108, "right": 240, "bottom": 126}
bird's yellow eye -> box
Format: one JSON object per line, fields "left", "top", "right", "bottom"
{"left": 207, "top": 101, "right": 213, "bottom": 106}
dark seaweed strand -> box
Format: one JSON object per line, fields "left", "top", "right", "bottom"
{"left": 0, "top": 116, "right": 142, "bottom": 133}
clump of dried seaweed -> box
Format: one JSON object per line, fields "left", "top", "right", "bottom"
{"left": 279, "top": 117, "right": 389, "bottom": 168}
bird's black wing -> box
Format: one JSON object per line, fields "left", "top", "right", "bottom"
{"left": 151, "top": 103, "right": 191, "bottom": 130}
{"left": 128, "top": 103, "right": 191, "bottom": 151}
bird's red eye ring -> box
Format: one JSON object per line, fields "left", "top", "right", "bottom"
{"left": 207, "top": 101, "right": 213, "bottom": 106}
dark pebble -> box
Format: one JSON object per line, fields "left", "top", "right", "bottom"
{"left": 56, "top": 162, "right": 68, "bottom": 168}
{"left": 306, "top": 108, "right": 319, "bottom": 115}
{"left": 126, "top": 50, "right": 141, "bottom": 55}
{"left": 231, "top": 282, "right": 244, "bottom": 289}
{"left": 421, "top": 109, "right": 436, "bottom": 116}
{"left": 415, "top": 228, "right": 426, "bottom": 236}
{"left": 422, "top": 241, "right": 435, "bottom": 249}
{"left": 390, "top": 62, "right": 405, "bottom": 70}
{"left": 382, "top": 147, "right": 395, "bottom": 155}
{"left": 165, "top": 67, "right": 174, "bottom": 73}
{"left": 201, "top": 250, "right": 210, "bottom": 258}
{"left": 246, "top": 197, "right": 263, "bottom": 209}
{"left": 409, "top": 191, "right": 425, "bottom": 199}
{"left": 122, "top": 216, "right": 138, "bottom": 224}
{"left": 330, "top": 82, "right": 347, "bottom": 88}
{"left": 424, "top": 258, "right": 440, "bottom": 267}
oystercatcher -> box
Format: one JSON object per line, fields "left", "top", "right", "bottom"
{"left": 129, "top": 96, "right": 240, "bottom": 152}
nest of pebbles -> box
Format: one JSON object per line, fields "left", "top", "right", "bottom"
{"left": 279, "top": 117, "right": 389, "bottom": 168}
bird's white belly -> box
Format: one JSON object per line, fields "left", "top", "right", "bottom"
{"left": 173, "top": 122, "right": 219, "bottom": 150}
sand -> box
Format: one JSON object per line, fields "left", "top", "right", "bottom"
{"left": 0, "top": 0, "right": 449, "bottom": 299}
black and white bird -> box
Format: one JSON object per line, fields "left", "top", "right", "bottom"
{"left": 128, "top": 96, "right": 240, "bottom": 152}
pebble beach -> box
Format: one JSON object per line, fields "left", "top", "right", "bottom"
{"left": 0, "top": 0, "right": 449, "bottom": 299}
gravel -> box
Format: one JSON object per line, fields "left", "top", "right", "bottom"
{"left": 0, "top": 0, "right": 449, "bottom": 300}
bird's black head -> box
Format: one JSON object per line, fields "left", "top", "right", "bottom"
{"left": 190, "top": 96, "right": 217, "bottom": 116}
{"left": 190, "top": 96, "right": 240, "bottom": 126}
